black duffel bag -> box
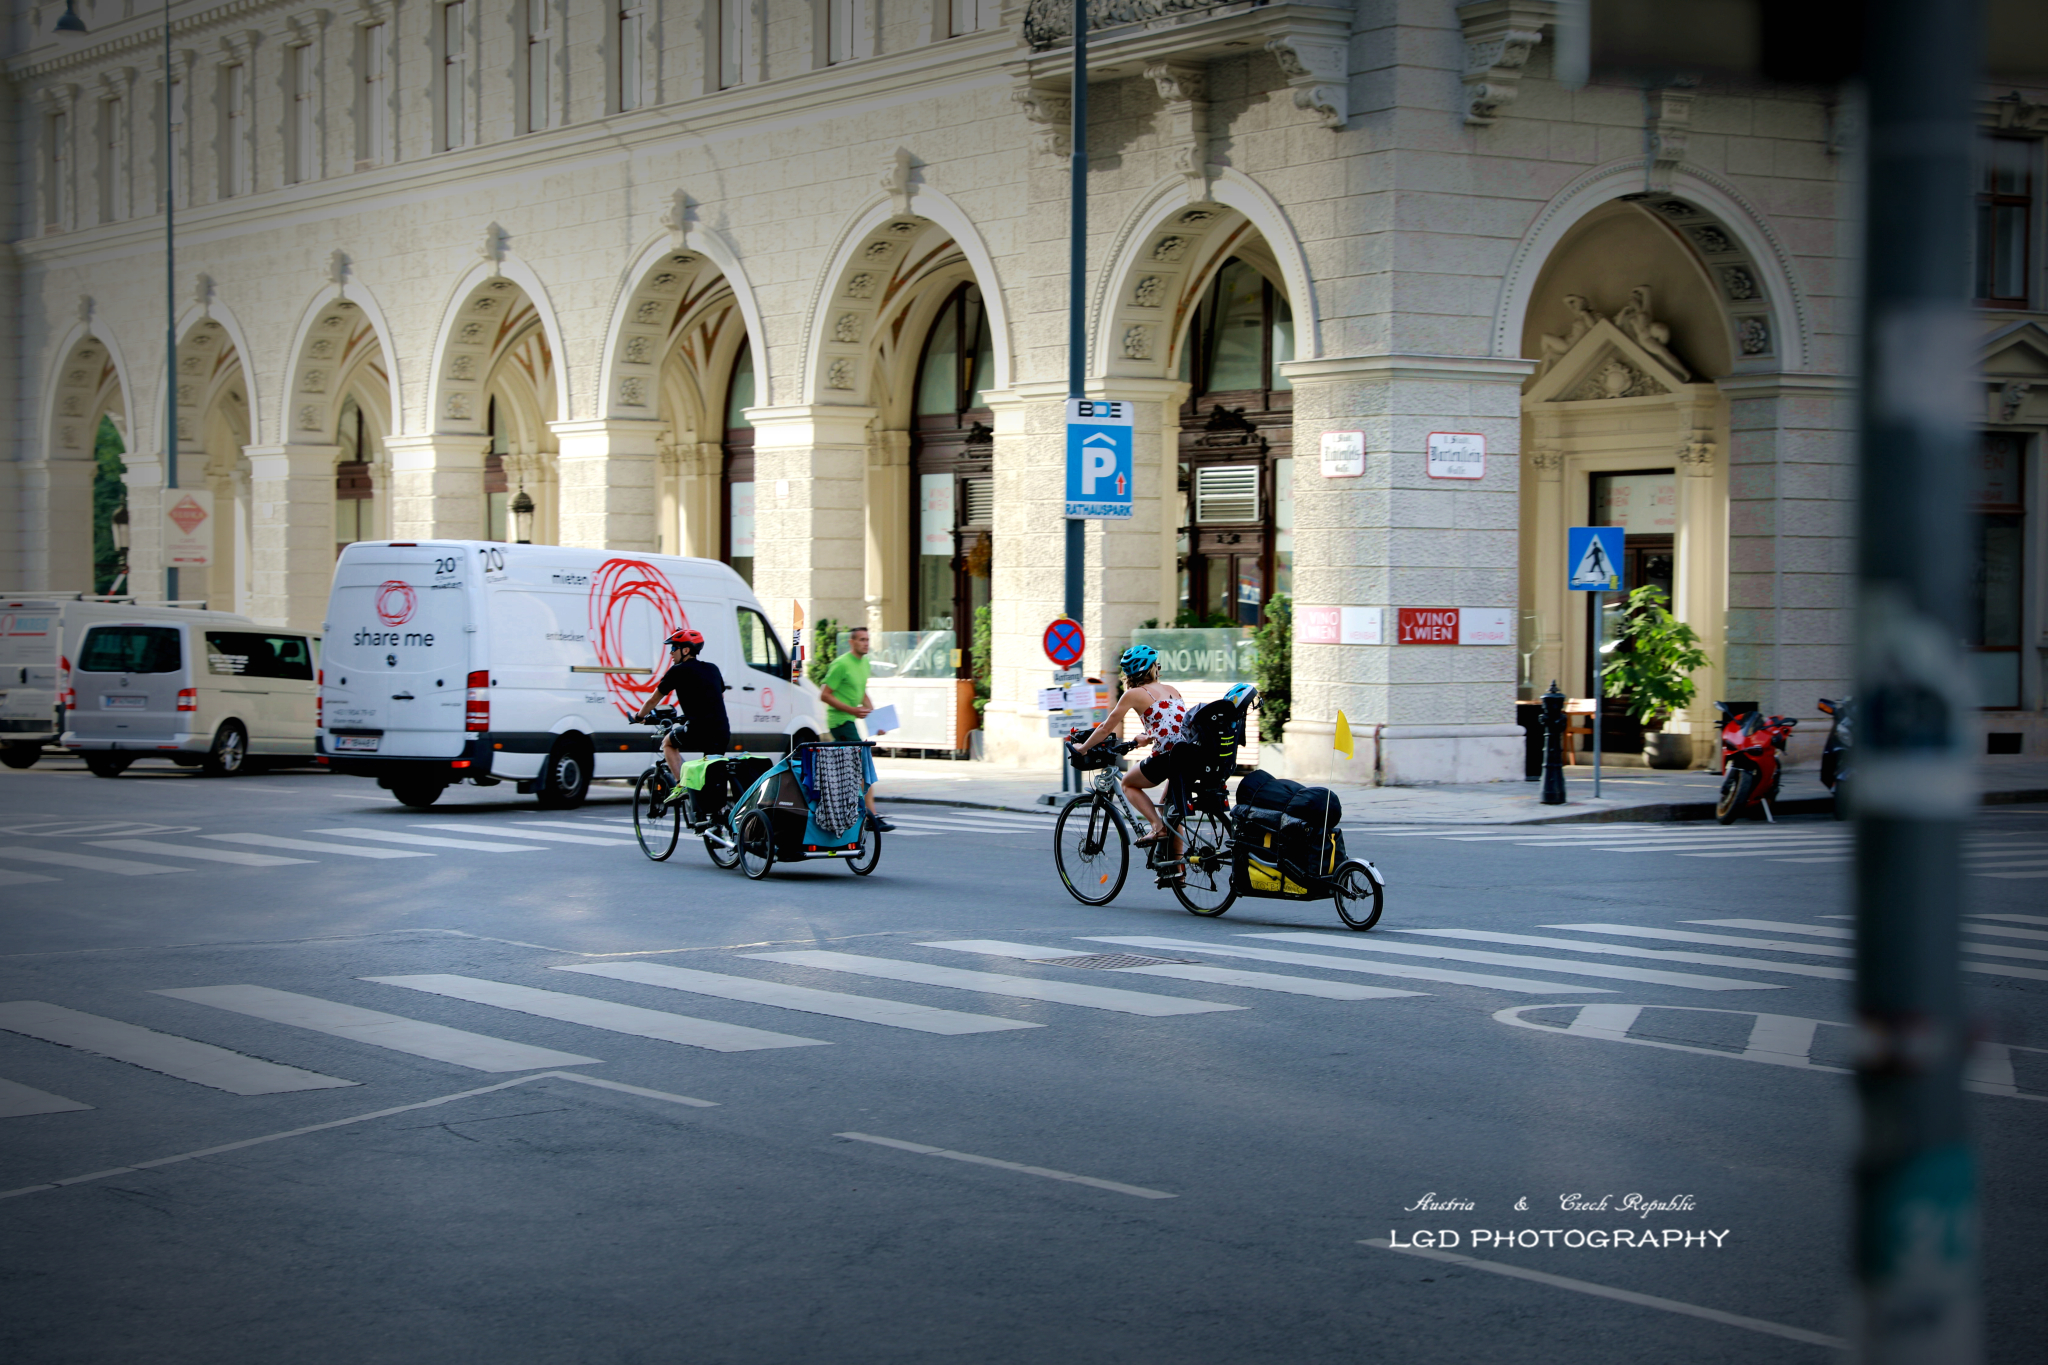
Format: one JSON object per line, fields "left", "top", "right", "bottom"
{"left": 1235, "top": 769, "right": 1343, "bottom": 827}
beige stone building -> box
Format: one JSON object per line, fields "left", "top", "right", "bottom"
{"left": 6, "top": 0, "right": 2046, "bottom": 776}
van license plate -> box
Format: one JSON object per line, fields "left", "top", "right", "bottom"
{"left": 103, "top": 695, "right": 147, "bottom": 710}
{"left": 332, "top": 735, "right": 381, "bottom": 752}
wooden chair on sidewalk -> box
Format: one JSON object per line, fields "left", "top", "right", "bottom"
{"left": 1562, "top": 698, "right": 1596, "bottom": 765}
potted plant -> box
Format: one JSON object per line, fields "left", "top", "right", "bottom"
{"left": 1600, "top": 586, "right": 1712, "bottom": 769}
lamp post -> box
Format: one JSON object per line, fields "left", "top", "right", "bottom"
{"left": 510, "top": 488, "right": 535, "bottom": 544}
{"left": 53, "top": 0, "right": 178, "bottom": 603}
{"left": 109, "top": 505, "right": 131, "bottom": 596}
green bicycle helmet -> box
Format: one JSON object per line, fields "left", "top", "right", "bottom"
{"left": 1120, "top": 644, "right": 1159, "bottom": 679}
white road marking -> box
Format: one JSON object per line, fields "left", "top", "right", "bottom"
{"left": 0, "top": 1001, "right": 357, "bottom": 1095}
{"left": 1083, "top": 936, "right": 1602, "bottom": 995}
{"left": 413, "top": 823, "right": 637, "bottom": 848}
{"left": 1962, "top": 923, "right": 2048, "bottom": 942}
{"left": 920, "top": 940, "right": 1423, "bottom": 1000}
{"left": 154, "top": 985, "right": 603, "bottom": 1072}
{"left": 362, "top": 974, "right": 828, "bottom": 1052}
{"left": 0, "top": 868, "right": 57, "bottom": 887}
{"left": 517, "top": 820, "right": 639, "bottom": 834}
{"left": 0, "top": 846, "right": 189, "bottom": 876}
{"left": 747, "top": 951, "right": 1243, "bottom": 1017}
{"left": 1360, "top": 1239, "right": 1848, "bottom": 1351}
{"left": 1247, "top": 933, "right": 1784, "bottom": 991}
{"left": 1547, "top": 923, "right": 1852, "bottom": 957}
{"left": 1975, "top": 913, "right": 2048, "bottom": 926}
{"left": 1393, "top": 929, "right": 1850, "bottom": 980}
{"left": 1958, "top": 941, "right": 2048, "bottom": 962}
{"left": 202, "top": 833, "right": 431, "bottom": 859}
{"left": 837, "top": 1132, "right": 1175, "bottom": 1200}
{"left": 552, "top": 962, "right": 1042, "bottom": 1035}
{"left": 0, "top": 1076, "right": 93, "bottom": 1118}
{"left": 1563, "top": 1003, "right": 1643, "bottom": 1039}
{"left": 88, "top": 839, "right": 314, "bottom": 867}
{"left": 1689, "top": 919, "right": 1851, "bottom": 938}
{"left": 1979, "top": 870, "right": 2048, "bottom": 879}
{"left": 309, "top": 828, "right": 547, "bottom": 853}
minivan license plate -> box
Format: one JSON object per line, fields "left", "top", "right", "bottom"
{"left": 332, "top": 734, "right": 380, "bottom": 752}
{"left": 102, "top": 695, "right": 146, "bottom": 709}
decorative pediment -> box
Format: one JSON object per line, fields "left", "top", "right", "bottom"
{"left": 1980, "top": 320, "right": 2048, "bottom": 378}
{"left": 1524, "top": 317, "right": 1689, "bottom": 404}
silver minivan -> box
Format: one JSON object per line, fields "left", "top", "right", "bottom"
{"left": 64, "top": 610, "right": 321, "bottom": 777}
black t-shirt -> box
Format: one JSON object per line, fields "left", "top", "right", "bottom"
{"left": 651, "top": 657, "right": 731, "bottom": 751}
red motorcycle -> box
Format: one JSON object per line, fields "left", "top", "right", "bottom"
{"left": 1714, "top": 701, "right": 1798, "bottom": 824}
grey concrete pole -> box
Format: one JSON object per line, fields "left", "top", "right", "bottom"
{"left": 1851, "top": 0, "right": 1982, "bottom": 1359}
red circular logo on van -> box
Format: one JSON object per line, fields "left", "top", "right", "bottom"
{"left": 375, "top": 580, "right": 418, "bottom": 626}
{"left": 760, "top": 688, "right": 775, "bottom": 711}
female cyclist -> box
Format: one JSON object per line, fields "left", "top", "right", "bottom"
{"left": 1070, "top": 644, "right": 1190, "bottom": 853}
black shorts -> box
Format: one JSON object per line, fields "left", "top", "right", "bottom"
{"left": 1135, "top": 746, "right": 1187, "bottom": 787}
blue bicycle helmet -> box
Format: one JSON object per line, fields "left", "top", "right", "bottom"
{"left": 1119, "top": 644, "right": 1159, "bottom": 679}
{"left": 1224, "top": 683, "right": 1258, "bottom": 709}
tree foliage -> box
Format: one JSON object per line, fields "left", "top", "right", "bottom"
{"left": 1249, "top": 592, "right": 1291, "bottom": 742}
{"left": 92, "top": 417, "right": 127, "bottom": 594}
{"left": 1601, "top": 586, "right": 1712, "bottom": 725}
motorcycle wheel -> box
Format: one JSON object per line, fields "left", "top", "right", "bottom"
{"left": 1716, "top": 767, "right": 1757, "bottom": 824}
{"left": 1831, "top": 776, "right": 1848, "bottom": 821}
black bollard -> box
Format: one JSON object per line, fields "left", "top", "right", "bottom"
{"left": 1539, "top": 681, "right": 1567, "bottom": 806}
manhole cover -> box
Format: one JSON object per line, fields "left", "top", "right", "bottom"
{"left": 0, "top": 820, "right": 200, "bottom": 838}
{"left": 1030, "top": 953, "right": 1200, "bottom": 970}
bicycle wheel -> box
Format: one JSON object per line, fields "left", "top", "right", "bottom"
{"left": 632, "top": 772, "right": 681, "bottom": 861}
{"left": 1054, "top": 795, "right": 1129, "bottom": 906}
{"left": 703, "top": 803, "right": 743, "bottom": 869}
{"left": 1332, "top": 860, "right": 1384, "bottom": 931}
{"left": 846, "top": 821, "right": 882, "bottom": 876}
{"left": 737, "top": 810, "right": 775, "bottom": 880}
{"left": 1172, "top": 811, "right": 1239, "bottom": 917}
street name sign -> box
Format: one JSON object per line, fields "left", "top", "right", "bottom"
{"left": 1426, "top": 432, "right": 1486, "bottom": 480}
{"left": 1320, "top": 431, "right": 1365, "bottom": 478}
{"left": 1065, "top": 399, "right": 1134, "bottom": 519}
{"left": 1567, "top": 526, "right": 1625, "bottom": 591}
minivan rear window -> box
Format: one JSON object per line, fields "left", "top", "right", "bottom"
{"left": 78, "top": 626, "right": 181, "bottom": 674}
{"left": 205, "top": 632, "right": 315, "bottom": 681}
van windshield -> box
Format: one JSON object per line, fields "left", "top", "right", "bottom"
{"left": 78, "top": 626, "right": 181, "bottom": 674}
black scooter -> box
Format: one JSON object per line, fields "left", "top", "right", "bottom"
{"left": 1817, "top": 697, "right": 1852, "bottom": 820}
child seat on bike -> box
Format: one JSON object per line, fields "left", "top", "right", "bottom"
{"left": 1176, "top": 690, "right": 1256, "bottom": 815}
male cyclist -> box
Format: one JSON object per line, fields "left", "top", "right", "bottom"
{"left": 1071, "top": 644, "right": 1190, "bottom": 876}
{"left": 635, "top": 629, "right": 730, "bottom": 801}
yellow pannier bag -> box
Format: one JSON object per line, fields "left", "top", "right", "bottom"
{"left": 1245, "top": 853, "right": 1309, "bottom": 896}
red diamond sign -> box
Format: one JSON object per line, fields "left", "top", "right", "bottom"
{"left": 168, "top": 495, "right": 209, "bottom": 534}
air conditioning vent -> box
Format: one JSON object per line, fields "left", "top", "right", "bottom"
{"left": 962, "top": 477, "right": 994, "bottom": 526}
{"left": 1194, "top": 465, "right": 1259, "bottom": 523}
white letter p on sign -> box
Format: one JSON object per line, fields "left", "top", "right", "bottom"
{"left": 1082, "top": 441, "right": 1116, "bottom": 494}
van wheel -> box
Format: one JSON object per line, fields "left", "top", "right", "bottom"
{"left": 535, "top": 739, "right": 592, "bottom": 810}
{"left": 202, "top": 722, "right": 249, "bottom": 777}
{"left": 84, "top": 753, "right": 132, "bottom": 778}
{"left": 391, "top": 780, "right": 446, "bottom": 809}
{"left": 791, "top": 729, "right": 819, "bottom": 752}
{"left": 0, "top": 744, "right": 39, "bottom": 770}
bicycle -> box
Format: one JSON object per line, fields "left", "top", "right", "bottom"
{"left": 630, "top": 710, "right": 743, "bottom": 867}
{"left": 1053, "top": 738, "right": 1238, "bottom": 916}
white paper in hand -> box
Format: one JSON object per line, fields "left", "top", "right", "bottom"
{"left": 865, "top": 704, "right": 899, "bottom": 735}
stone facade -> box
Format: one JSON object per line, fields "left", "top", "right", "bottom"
{"left": 7, "top": 1, "right": 2045, "bottom": 774}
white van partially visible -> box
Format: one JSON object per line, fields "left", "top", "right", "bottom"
{"left": 61, "top": 607, "right": 322, "bottom": 777}
{"left": 320, "top": 541, "right": 825, "bottom": 809}
{"left": 0, "top": 600, "right": 65, "bottom": 767}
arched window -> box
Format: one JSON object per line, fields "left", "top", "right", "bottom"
{"left": 335, "top": 395, "right": 374, "bottom": 556}
{"left": 721, "top": 341, "right": 756, "bottom": 585}
{"left": 1176, "top": 258, "right": 1294, "bottom": 626}
{"left": 911, "top": 285, "right": 995, "bottom": 675}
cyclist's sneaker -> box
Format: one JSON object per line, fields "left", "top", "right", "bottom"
{"left": 870, "top": 815, "right": 897, "bottom": 833}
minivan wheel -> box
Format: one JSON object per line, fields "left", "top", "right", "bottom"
{"left": 202, "top": 721, "right": 249, "bottom": 777}
{"left": 84, "top": 752, "right": 132, "bottom": 778}
{"left": 535, "top": 739, "right": 592, "bottom": 810}
{"left": 391, "top": 780, "right": 446, "bottom": 809}
{"left": 0, "top": 744, "right": 40, "bottom": 770}
{"left": 791, "top": 729, "right": 819, "bottom": 752}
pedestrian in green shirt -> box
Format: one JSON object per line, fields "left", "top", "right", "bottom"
{"left": 818, "top": 626, "right": 894, "bottom": 831}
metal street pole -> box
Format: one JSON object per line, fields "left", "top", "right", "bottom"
{"left": 163, "top": 0, "right": 179, "bottom": 604}
{"left": 1852, "top": 1, "right": 1982, "bottom": 1360}
{"left": 1591, "top": 592, "right": 1603, "bottom": 799}
{"left": 1063, "top": 0, "right": 1086, "bottom": 625}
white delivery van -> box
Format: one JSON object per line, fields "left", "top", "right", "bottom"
{"left": 0, "top": 600, "right": 65, "bottom": 767}
{"left": 62, "top": 607, "right": 322, "bottom": 777}
{"left": 320, "top": 541, "right": 826, "bottom": 809}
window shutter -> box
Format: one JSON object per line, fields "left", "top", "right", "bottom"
{"left": 1194, "top": 465, "right": 1259, "bottom": 523}
{"left": 962, "top": 477, "right": 994, "bottom": 526}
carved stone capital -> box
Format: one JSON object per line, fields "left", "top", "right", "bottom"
{"left": 880, "top": 146, "right": 914, "bottom": 216}
{"left": 1145, "top": 61, "right": 1206, "bottom": 106}
{"left": 1998, "top": 381, "right": 2035, "bottom": 423}
{"left": 1645, "top": 84, "right": 1696, "bottom": 192}
{"left": 1265, "top": 36, "right": 1347, "bottom": 129}
{"left": 1457, "top": 0, "right": 1553, "bottom": 127}
{"left": 1676, "top": 440, "right": 1715, "bottom": 471}
{"left": 659, "top": 190, "right": 695, "bottom": 250}
{"left": 1527, "top": 448, "right": 1563, "bottom": 477}
{"left": 1013, "top": 83, "right": 1072, "bottom": 157}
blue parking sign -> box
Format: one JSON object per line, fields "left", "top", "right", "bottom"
{"left": 1066, "top": 399, "right": 1134, "bottom": 520}
{"left": 1567, "top": 526, "right": 1625, "bottom": 592}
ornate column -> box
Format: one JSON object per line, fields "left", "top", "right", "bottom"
{"left": 1282, "top": 353, "right": 1535, "bottom": 786}
{"left": 1524, "top": 434, "right": 1565, "bottom": 698}
{"left": 745, "top": 403, "right": 873, "bottom": 643}
{"left": 26, "top": 425, "right": 97, "bottom": 595}
{"left": 243, "top": 443, "right": 338, "bottom": 630}
{"left": 384, "top": 433, "right": 487, "bottom": 540}
{"left": 865, "top": 428, "right": 911, "bottom": 632}
{"left": 1671, "top": 393, "right": 1722, "bottom": 764}
{"left": 550, "top": 417, "right": 662, "bottom": 551}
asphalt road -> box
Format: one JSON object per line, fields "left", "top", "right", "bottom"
{"left": 1, "top": 756, "right": 2042, "bottom": 1364}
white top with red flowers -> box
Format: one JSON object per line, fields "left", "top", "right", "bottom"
{"left": 1136, "top": 688, "right": 1189, "bottom": 753}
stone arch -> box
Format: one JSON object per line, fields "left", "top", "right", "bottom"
{"left": 799, "top": 186, "right": 1012, "bottom": 408}
{"left": 279, "top": 282, "right": 402, "bottom": 447}
{"left": 1492, "top": 161, "right": 1811, "bottom": 372}
{"left": 597, "top": 230, "right": 767, "bottom": 424}
{"left": 424, "top": 257, "right": 571, "bottom": 436}
{"left": 34, "top": 321, "right": 135, "bottom": 593}
{"left": 148, "top": 299, "right": 260, "bottom": 453}
{"left": 1092, "top": 168, "right": 1320, "bottom": 381}
{"left": 43, "top": 320, "right": 133, "bottom": 461}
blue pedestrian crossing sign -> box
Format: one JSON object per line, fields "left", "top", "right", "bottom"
{"left": 1066, "top": 399, "right": 1134, "bottom": 520}
{"left": 1567, "top": 526, "right": 1624, "bottom": 591}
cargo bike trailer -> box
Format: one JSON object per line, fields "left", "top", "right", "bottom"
{"left": 635, "top": 733, "right": 882, "bottom": 878}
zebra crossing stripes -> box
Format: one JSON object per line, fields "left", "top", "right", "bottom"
{"left": 1965, "top": 921, "right": 2048, "bottom": 942}
{"left": 0, "top": 868, "right": 56, "bottom": 886}
{"left": 748, "top": 951, "right": 1244, "bottom": 1017}
{"left": 1084, "top": 936, "right": 1605, "bottom": 995}
{"left": 0, "top": 845, "right": 189, "bottom": 875}
{"left": 200, "top": 833, "right": 431, "bottom": 859}
{"left": 921, "top": 940, "right": 1423, "bottom": 1001}
{"left": 552, "top": 962, "right": 1042, "bottom": 1036}
{"left": 1976, "top": 913, "right": 2048, "bottom": 927}
{"left": 362, "top": 974, "right": 830, "bottom": 1052}
{"left": 414, "top": 823, "right": 639, "bottom": 848}
{"left": 1247, "top": 933, "right": 1785, "bottom": 992}
{"left": 1547, "top": 923, "right": 1852, "bottom": 957}
{"left": 88, "top": 838, "right": 313, "bottom": 868}
{"left": 1390, "top": 928, "right": 1852, "bottom": 981}
{"left": 307, "top": 828, "right": 548, "bottom": 853}
{"left": 0, "top": 1076, "right": 92, "bottom": 1117}
{"left": 154, "top": 985, "right": 604, "bottom": 1071}
{"left": 0, "top": 1001, "right": 357, "bottom": 1095}
{"left": 878, "top": 811, "right": 1054, "bottom": 838}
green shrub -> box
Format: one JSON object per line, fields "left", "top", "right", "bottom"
{"left": 972, "top": 604, "right": 992, "bottom": 715}
{"left": 806, "top": 616, "right": 839, "bottom": 687}
{"left": 1602, "top": 586, "right": 1712, "bottom": 725}
{"left": 1250, "top": 593, "right": 1291, "bottom": 743}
